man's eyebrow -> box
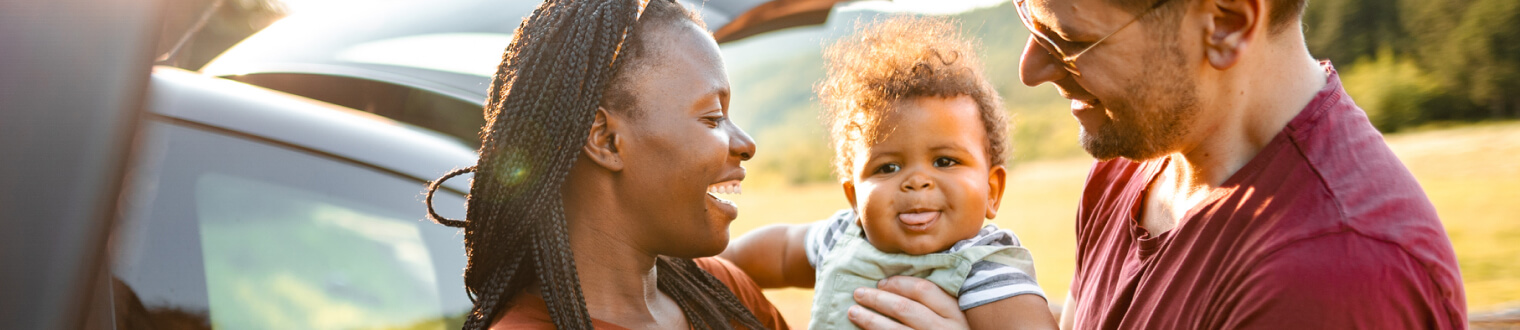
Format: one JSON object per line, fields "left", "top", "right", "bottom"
{"left": 1029, "top": 5, "right": 1092, "bottom": 41}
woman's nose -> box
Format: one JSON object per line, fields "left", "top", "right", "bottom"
{"left": 727, "top": 122, "right": 755, "bottom": 161}
{"left": 1019, "top": 36, "right": 1067, "bottom": 87}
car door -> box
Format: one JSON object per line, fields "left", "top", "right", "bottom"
{"left": 109, "top": 70, "right": 474, "bottom": 330}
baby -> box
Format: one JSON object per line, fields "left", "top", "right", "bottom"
{"left": 721, "top": 17, "right": 1055, "bottom": 329}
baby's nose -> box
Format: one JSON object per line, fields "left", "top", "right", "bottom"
{"left": 901, "top": 174, "right": 934, "bottom": 191}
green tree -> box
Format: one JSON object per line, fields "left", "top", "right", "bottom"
{"left": 1341, "top": 50, "right": 1442, "bottom": 132}
{"left": 1303, "top": 0, "right": 1407, "bottom": 65}
{"left": 1437, "top": 0, "right": 1520, "bottom": 118}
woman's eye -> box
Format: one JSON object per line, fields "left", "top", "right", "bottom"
{"left": 702, "top": 115, "right": 724, "bottom": 127}
{"left": 933, "top": 157, "right": 958, "bottom": 167}
{"left": 876, "top": 163, "right": 900, "bottom": 174}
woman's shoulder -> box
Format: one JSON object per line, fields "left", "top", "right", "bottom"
{"left": 491, "top": 292, "right": 631, "bottom": 330}
{"left": 487, "top": 259, "right": 789, "bottom": 329}
{"left": 691, "top": 257, "right": 770, "bottom": 306}
{"left": 693, "top": 257, "right": 791, "bottom": 329}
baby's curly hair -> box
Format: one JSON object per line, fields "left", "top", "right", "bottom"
{"left": 819, "top": 16, "right": 1009, "bottom": 180}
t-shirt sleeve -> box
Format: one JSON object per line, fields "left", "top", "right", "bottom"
{"left": 804, "top": 209, "right": 856, "bottom": 268}
{"left": 1215, "top": 232, "right": 1464, "bottom": 329}
{"left": 957, "top": 227, "right": 1045, "bottom": 309}
{"left": 694, "top": 257, "right": 791, "bottom": 330}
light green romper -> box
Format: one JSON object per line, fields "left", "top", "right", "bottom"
{"left": 808, "top": 220, "right": 1037, "bottom": 329}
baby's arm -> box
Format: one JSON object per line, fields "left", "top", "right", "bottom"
{"left": 718, "top": 224, "right": 816, "bottom": 288}
{"left": 966, "top": 294, "right": 1058, "bottom": 330}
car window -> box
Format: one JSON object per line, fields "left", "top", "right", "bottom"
{"left": 112, "top": 120, "right": 471, "bottom": 330}
{"left": 228, "top": 73, "right": 484, "bottom": 148}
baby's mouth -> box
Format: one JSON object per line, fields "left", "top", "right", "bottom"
{"left": 898, "top": 210, "right": 941, "bottom": 232}
{"left": 706, "top": 180, "right": 741, "bottom": 206}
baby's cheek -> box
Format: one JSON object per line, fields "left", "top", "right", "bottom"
{"left": 858, "top": 183, "right": 895, "bottom": 216}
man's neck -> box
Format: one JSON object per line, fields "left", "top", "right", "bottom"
{"left": 1180, "top": 35, "right": 1324, "bottom": 190}
{"left": 1142, "top": 34, "right": 1327, "bottom": 233}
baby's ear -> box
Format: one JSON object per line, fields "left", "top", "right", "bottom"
{"left": 841, "top": 180, "right": 859, "bottom": 212}
{"left": 985, "top": 165, "right": 1007, "bottom": 219}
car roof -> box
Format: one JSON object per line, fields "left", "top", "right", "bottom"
{"left": 147, "top": 66, "right": 476, "bottom": 193}
{"left": 200, "top": 0, "right": 848, "bottom": 106}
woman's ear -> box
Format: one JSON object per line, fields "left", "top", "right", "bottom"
{"left": 1204, "top": 0, "right": 1263, "bottom": 70}
{"left": 985, "top": 165, "right": 1007, "bottom": 219}
{"left": 583, "top": 107, "right": 625, "bottom": 171}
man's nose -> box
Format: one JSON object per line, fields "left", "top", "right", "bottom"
{"left": 1019, "top": 36, "right": 1067, "bottom": 87}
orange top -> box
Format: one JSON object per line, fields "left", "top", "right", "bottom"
{"left": 490, "top": 257, "right": 789, "bottom": 329}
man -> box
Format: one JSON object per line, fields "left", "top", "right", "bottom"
{"left": 1012, "top": 0, "right": 1467, "bottom": 328}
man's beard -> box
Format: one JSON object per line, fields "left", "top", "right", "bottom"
{"left": 1080, "top": 44, "right": 1200, "bottom": 161}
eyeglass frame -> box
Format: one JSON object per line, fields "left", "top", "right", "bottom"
{"left": 1015, "top": 0, "right": 1175, "bottom": 77}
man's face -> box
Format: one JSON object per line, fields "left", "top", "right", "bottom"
{"left": 1017, "top": 0, "right": 1201, "bottom": 161}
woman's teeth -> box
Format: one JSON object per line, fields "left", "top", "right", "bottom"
{"left": 706, "top": 180, "right": 741, "bottom": 205}
{"left": 707, "top": 181, "right": 742, "bottom": 195}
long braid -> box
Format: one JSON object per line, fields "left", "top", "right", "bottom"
{"left": 657, "top": 258, "right": 770, "bottom": 329}
{"left": 425, "top": 0, "right": 773, "bottom": 329}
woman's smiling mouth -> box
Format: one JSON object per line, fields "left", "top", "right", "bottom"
{"left": 706, "top": 180, "right": 741, "bottom": 219}
{"left": 898, "top": 210, "right": 941, "bottom": 232}
{"left": 706, "top": 180, "right": 741, "bottom": 205}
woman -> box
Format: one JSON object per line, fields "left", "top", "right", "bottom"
{"left": 423, "top": 0, "right": 777, "bottom": 328}
{"left": 425, "top": 0, "right": 968, "bottom": 328}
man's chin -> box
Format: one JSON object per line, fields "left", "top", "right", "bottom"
{"left": 1080, "top": 128, "right": 1163, "bottom": 161}
{"left": 1079, "top": 128, "right": 1123, "bottom": 161}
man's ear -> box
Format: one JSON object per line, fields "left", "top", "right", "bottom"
{"left": 985, "top": 165, "right": 1007, "bottom": 219}
{"left": 1203, "top": 0, "right": 1263, "bottom": 70}
{"left": 583, "top": 107, "right": 625, "bottom": 171}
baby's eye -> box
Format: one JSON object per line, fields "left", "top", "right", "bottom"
{"left": 933, "top": 157, "right": 959, "bottom": 168}
{"left": 875, "top": 163, "right": 900, "bottom": 174}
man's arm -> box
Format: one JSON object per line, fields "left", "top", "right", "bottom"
{"left": 966, "top": 294, "right": 1058, "bottom": 330}
{"left": 718, "top": 224, "right": 815, "bottom": 288}
{"left": 849, "top": 276, "right": 969, "bottom": 330}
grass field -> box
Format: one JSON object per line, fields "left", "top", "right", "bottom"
{"left": 726, "top": 121, "right": 1520, "bottom": 328}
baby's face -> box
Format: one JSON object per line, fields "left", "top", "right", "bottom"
{"left": 845, "top": 95, "right": 1006, "bottom": 255}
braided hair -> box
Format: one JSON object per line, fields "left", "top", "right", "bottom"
{"left": 424, "top": 0, "right": 770, "bottom": 329}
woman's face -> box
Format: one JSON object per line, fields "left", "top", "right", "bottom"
{"left": 611, "top": 20, "right": 755, "bottom": 259}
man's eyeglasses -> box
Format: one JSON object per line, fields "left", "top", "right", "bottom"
{"left": 1015, "top": 0, "right": 1174, "bottom": 77}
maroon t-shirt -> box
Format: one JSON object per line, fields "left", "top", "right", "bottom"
{"left": 1069, "top": 63, "right": 1466, "bottom": 329}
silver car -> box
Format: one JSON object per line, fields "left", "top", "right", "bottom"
{"left": 93, "top": 0, "right": 845, "bottom": 328}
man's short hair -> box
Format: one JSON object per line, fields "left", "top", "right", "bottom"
{"left": 818, "top": 16, "right": 1010, "bottom": 181}
{"left": 1111, "top": 0, "right": 1306, "bottom": 34}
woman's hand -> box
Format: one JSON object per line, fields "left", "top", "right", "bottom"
{"left": 848, "top": 276, "right": 969, "bottom": 330}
